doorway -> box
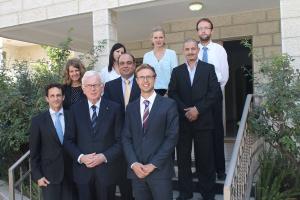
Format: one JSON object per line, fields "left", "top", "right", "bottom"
{"left": 223, "top": 39, "right": 253, "bottom": 137}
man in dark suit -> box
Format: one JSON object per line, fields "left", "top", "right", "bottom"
{"left": 122, "top": 64, "right": 179, "bottom": 200}
{"left": 103, "top": 53, "right": 140, "bottom": 199}
{"left": 30, "top": 83, "right": 76, "bottom": 200}
{"left": 64, "top": 70, "right": 122, "bottom": 200}
{"left": 168, "top": 39, "right": 220, "bottom": 200}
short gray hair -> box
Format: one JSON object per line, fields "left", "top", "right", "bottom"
{"left": 183, "top": 38, "right": 199, "bottom": 48}
{"left": 82, "top": 70, "right": 102, "bottom": 86}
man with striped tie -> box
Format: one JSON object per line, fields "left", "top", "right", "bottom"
{"left": 64, "top": 71, "right": 123, "bottom": 200}
{"left": 29, "top": 83, "right": 77, "bottom": 200}
{"left": 122, "top": 64, "right": 179, "bottom": 200}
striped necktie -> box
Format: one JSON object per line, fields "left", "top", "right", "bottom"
{"left": 91, "top": 105, "right": 97, "bottom": 133}
{"left": 142, "top": 100, "right": 150, "bottom": 132}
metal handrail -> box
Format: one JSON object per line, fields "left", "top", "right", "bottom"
{"left": 223, "top": 94, "right": 263, "bottom": 200}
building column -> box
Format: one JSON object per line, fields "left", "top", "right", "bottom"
{"left": 0, "top": 37, "right": 3, "bottom": 68}
{"left": 92, "top": 9, "right": 118, "bottom": 71}
{"left": 280, "top": 0, "right": 300, "bottom": 70}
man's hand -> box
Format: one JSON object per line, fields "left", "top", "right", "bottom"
{"left": 132, "top": 163, "right": 148, "bottom": 179}
{"left": 86, "top": 153, "right": 106, "bottom": 168}
{"left": 184, "top": 107, "right": 199, "bottom": 122}
{"left": 37, "top": 177, "right": 50, "bottom": 187}
{"left": 80, "top": 153, "right": 96, "bottom": 167}
{"left": 142, "top": 164, "right": 156, "bottom": 175}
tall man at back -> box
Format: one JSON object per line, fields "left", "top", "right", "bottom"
{"left": 64, "top": 71, "right": 122, "bottom": 200}
{"left": 196, "top": 18, "right": 229, "bottom": 180}
{"left": 169, "top": 39, "right": 220, "bottom": 200}
{"left": 30, "top": 83, "right": 76, "bottom": 200}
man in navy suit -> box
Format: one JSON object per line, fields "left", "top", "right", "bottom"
{"left": 30, "top": 83, "right": 76, "bottom": 200}
{"left": 103, "top": 53, "right": 140, "bottom": 199}
{"left": 168, "top": 39, "right": 220, "bottom": 200}
{"left": 122, "top": 64, "right": 179, "bottom": 200}
{"left": 64, "top": 70, "right": 122, "bottom": 200}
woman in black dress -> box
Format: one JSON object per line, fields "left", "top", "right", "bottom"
{"left": 63, "top": 58, "right": 86, "bottom": 109}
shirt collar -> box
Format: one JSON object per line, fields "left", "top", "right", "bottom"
{"left": 140, "top": 91, "right": 157, "bottom": 105}
{"left": 198, "top": 40, "right": 212, "bottom": 49}
{"left": 185, "top": 59, "right": 199, "bottom": 69}
{"left": 88, "top": 99, "right": 101, "bottom": 109}
{"left": 121, "top": 75, "right": 134, "bottom": 83}
{"left": 49, "top": 107, "right": 64, "bottom": 115}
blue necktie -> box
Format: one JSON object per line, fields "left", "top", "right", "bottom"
{"left": 91, "top": 105, "right": 97, "bottom": 133}
{"left": 54, "top": 112, "right": 64, "bottom": 144}
{"left": 202, "top": 46, "right": 208, "bottom": 63}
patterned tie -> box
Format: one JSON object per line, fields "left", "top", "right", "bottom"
{"left": 142, "top": 100, "right": 150, "bottom": 132}
{"left": 54, "top": 112, "right": 64, "bottom": 144}
{"left": 124, "top": 79, "right": 131, "bottom": 108}
{"left": 91, "top": 105, "right": 97, "bottom": 133}
{"left": 202, "top": 46, "right": 208, "bottom": 63}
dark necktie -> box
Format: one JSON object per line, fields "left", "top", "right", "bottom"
{"left": 142, "top": 100, "right": 150, "bottom": 132}
{"left": 91, "top": 105, "right": 97, "bottom": 133}
{"left": 202, "top": 46, "right": 208, "bottom": 63}
{"left": 54, "top": 112, "right": 63, "bottom": 144}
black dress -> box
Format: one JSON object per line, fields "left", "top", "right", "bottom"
{"left": 63, "top": 85, "right": 86, "bottom": 110}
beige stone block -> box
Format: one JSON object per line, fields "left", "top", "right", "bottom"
{"left": 169, "top": 43, "right": 183, "bottom": 54}
{"left": 123, "top": 41, "right": 142, "bottom": 50}
{"left": 23, "top": 0, "right": 52, "bottom": 10}
{"left": 210, "top": 15, "right": 232, "bottom": 27}
{"left": 53, "top": 0, "right": 73, "bottom": 3}
{"left": 232, "top": 10, "right": 266, "bottom": 24}
{"left": 130, "top": 48, "right": 149, "bottom": 58}
{"left": 0, "top": 13, "right": 18, "bottom": 28}
{"left": 281, "top": 18, "right": 300, "bottom": 38}
{"left": 119, "top": 0, "right": 153, "bottom": 7}
{"left": 141, "top": 40, "right": 152, "bottom": 49}
{"left": 273, "top": 33, "right": 281, "bottom": 45}
{"left": 93, "top": 9, "right": 116, "bottom": 26}
{"left": 282, "top": 37, "right": 300, "bottom": 57}
{"left": 165, "top": 32, "right": 184, "bottom": 44}
{"left": 253, "top": 35, "right": 273, "bottom": 47}
{"left": 252, "top": 47, "right": 264, "bottom": 60}
{"left": 0, "top": 0, "right": 22, "bottom": 15}
{"left": 171, "top": 19, "right": 196, "bottom": 32}
{"left": 178, "top": 54, "right": 185, "bottom": 64}
{"left": 184, "top": 30, "right": 198, "bottom": 40}
{"left": 47, "top": 1, "right": 78, "bottom": 19}
{"left": 280, "top": 0, "right": 300, "bottom": 19}
{"left": 161, "top": 23, "right": 171, "bottom": 33}
{"left": 258, "top": 21, "right": 280, "bottom": 34}
{"left": 20, "top": 7, "right": 47, "bottom": 24}
{"left": 211, "top": 28, "right": 220, "bottom": 40}
{"left": 267, "top": 8, "right": 280, "bottom": 21}
{"left": 264, "top": 46, "right": 282, "bottom": 58}
{"left": 221, "top": 24, "right": 257, "bottom": 38}
{"left": 79, "top": 0, "right": 97, "bottom": 13}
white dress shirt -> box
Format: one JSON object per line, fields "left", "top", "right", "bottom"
{"left": 87, "top": 99, "right": 101, "bottom": 119}
{"left": 186, "top": 60, "right": 199, "bottom": 86}
{"left": 100, "top": 66, "right": 120, "bottom": 84}
{"left": 140, "top": 92, "right": 157, "bottom": 122}
{"left": 49, "top": 107, "right": 65, "bottom": 135}
{"left": 198, "top": 41, "right": 229, "bottom": 89}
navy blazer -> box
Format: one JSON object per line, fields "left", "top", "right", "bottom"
{"left": 168, "top": 60, "right": 220, "bottom": 130}
{"left": 103, "top": 77, "right": 140, "bottom": 113}
{"left": 122, "top": 95, "right": 179, "bottom": 180}
{"left": 64, "top": 98, "right": 122, "bottom": 185}
{"left": 29, "top": 110, "right": 73, "bottom": 184}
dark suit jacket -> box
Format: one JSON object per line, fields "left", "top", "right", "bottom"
{"left": 168, "top": 60, "right": 220, "bottom": 130}
{"left": 29, "top": 110, "right": 73, "bottom": 184}
{"left": 122, "top": 95, "right": 179, "bottom": 180}
{"left": 103, "top": 77, "right": 140, "bottom": 113}
{"left": 64, "top": 98, "right": 122, "bottom": 185}
{"left": 63, "top": 84, "right": 86, "bottom": 110}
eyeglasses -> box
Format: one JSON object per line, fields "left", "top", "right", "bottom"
{"left": 198, "top": 27, "right": 212, "bottom": 31}
{"left": 136, "top": 76, "right": 155, "bottom": 81}
{"left": 119, "top": 61, "right": 133, "bottom": 66}
{"left": 84, "top": 83, "right": 102, "bottom": 89}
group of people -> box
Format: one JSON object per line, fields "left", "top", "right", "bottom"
{"left": 29, "top": 18, "right": 229, "bottom": 200}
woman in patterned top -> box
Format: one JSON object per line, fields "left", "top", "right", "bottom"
{"left": 63, "top": 58, "right": 86, "bottom": 109}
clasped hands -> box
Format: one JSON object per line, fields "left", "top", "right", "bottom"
{"left": 80, "top": 153, "right": 106, "bottom": 168}
{"left": 184, "top": 106, "right": 199, "bottom": 122}
{"left": 132, "top": 163, "right": 156, "bottom": 179}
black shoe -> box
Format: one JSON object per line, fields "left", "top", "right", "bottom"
{"left": 176, "top": 193, "right": 193, "bottom": 200}
{"left": 217, "top": 172, "right": 226, "bottom": 180}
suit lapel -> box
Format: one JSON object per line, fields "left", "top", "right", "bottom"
{"left": 45, "top": 111, "right": 61, "bottom": 145}
{"left": 183, "top": 64, "right": 192, "bottom": 87}
{"left": 133, "top": 98, "right": 143, "bottom": 133}
{"left": 116, "top": 78, "right": 125, "bottom": 106}
{"left": 192, "top": 61, "right": 203, "bottom": 86}
{"left": 143, "top": 95, "right": 161, "bottom": 135}
{"left": 94, "top": 98, "right": 109, "bottom": 135}
{"left": 129, "top": 79, "right": 140, "bottom": 102}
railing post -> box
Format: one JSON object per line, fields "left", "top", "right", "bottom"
{"left": 8, "top": 167, "right": 15, "bottom": 200}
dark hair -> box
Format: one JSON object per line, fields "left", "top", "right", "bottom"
{"left": 63, "top": 58, "right": 86, "bottom": 85}
{"left": 135, "top": 64, "right": 157, "bottom": 77}
{"left": 196, "top": 18, "right": 214, "bottom": 31}
{"left": 118, "top": 53, "right": 136, "bottom": 64}
{"left": 45, "top": 83, "right": 64, "bottom": 97}
{"left": 108, "top": 43, "right": 127, "bottom": 72}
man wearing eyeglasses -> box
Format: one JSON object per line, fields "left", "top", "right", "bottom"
{"left": 64, "top": 70, "right": 122, "bottom": 200}
{"left": 197, "top": 18, "right": 229, "bottom": 181}
{"left": 168, "top": 39, "right": 220, "bottom": 200}
{"left": 103, "top": 53, "right": 140, "bottom": 199}
{"left": 122, "top": 64, "right": 179, "bottom": 200}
